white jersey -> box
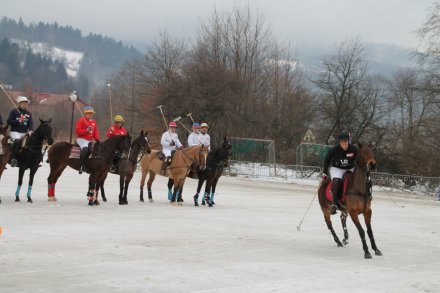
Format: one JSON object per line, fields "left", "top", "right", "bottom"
{"left": 200, "top": 133, "right": 211, "bottom": 149}
{"left": 161, "top": 131, "right": 183, "bottom": 157}
{"left": 187, "top": 132, "right": 203, "bottom": 147}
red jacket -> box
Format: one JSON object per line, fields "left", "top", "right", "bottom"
{"left": 106, "top": 124, "right": 128, "bottom": 138}
{"left": 76, "top": 117, "right": 100, "bottom": 141}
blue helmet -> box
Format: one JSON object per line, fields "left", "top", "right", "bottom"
{"left": 192, "top": 122, "right": 200, "bottom": 129}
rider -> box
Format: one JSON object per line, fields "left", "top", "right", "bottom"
{"left": 7, "top": 96, "right": 33, "bottom": 167}
{"left": 200, "top": 122, "right": 211, "bottom": 150}
{"left": 160, "top": 121, "right": 183, "bottom": 170}
{"left": 76, "top": 106, "right": 100, "bottom": 174}
{"left": 323, "top": 132, "right": 358, "bottom": 215}
{"left": 106, "top": 115, "right": 128, "bottom": 172}
{"left": 187, "top": 122, "right": 202, "bottom": 146}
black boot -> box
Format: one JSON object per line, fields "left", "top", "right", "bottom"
{"left": 9, "top": 140, "right": 21, "bottom": 167}
{"left": 330, "top": 178, "right": 342, "bottom": 215}
{"left": 79, "top": 147, "right": 89, "bottom": 174}
{"left": 161, "top": 156, "right": 171, "bottom": 174}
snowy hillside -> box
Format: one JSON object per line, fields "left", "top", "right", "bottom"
{"left": 12, "top": 38, "right": 83, "bottom": 77}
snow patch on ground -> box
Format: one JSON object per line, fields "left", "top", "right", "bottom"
{"left": 1, "top": 164, "right": 439, "bottom": 292}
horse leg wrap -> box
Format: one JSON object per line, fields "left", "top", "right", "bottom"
{"left": 48, "top": 183, "right": 56, "bottom": 197}
{"left": 167, "top": 189, "right": 173, "bottom": 201}
{"left": 15, "top": 185, "right": 22, "bottom": 197}
{"left": 148, "top": 187, "right": 152, "bottom": 197}
{"left": 27, "top": 186, "right": 33, "bottom": 197}
{"left": 210, "top": 193, "right": 215, "bottom": 203}
{"left": 204, "top": 192, "right": 209, "bottom": 202}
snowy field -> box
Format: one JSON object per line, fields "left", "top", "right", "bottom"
{"left": 1, "top": 164, "right": 439, "bottom": 293}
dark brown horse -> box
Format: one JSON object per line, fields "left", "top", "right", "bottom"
{"left": 114, "top": 131, "right": 151, "bottom": 205}
{"left": 318, "top": 143, "right": 382, "bottom": 259}
{"left": 47, "top": 134, "right": 131, "bottom": 205}
{"left": 139, "top": 145, "right": 208, "bottom": 205}
{"left": 14, "top": 119, "right": 54, "bottom": 203}
{"left": 0, "top": 125, "right": 11, "bottom": 204}
{"left": 192, "top": 137, "right": 232, "bottom": 207}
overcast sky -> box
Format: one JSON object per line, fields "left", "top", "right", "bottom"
{"left": 1, "top": 0, "right": 434, "bottom": 50}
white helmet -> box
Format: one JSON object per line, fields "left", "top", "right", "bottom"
{"left": 200, "top": 123, "right": 209, "bottom": 129}
{"left": 16, "top": 96, "right": 30, "bottom": 104}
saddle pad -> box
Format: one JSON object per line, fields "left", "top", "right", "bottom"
{"left": 325, "top": 175, "right": 350, "bottom": 203}
{"left": 69, "top": 146, "right": 81, "bottom": 159}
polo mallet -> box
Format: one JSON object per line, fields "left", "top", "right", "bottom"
{"left": 297, "top": 179, "right": 324, "bottom": 231}
{"left": 0, "top": 83, "right": 21, "bottom": 114}
{"left": 157, "top": 105, "right": 168, "bottom": 129}
{"left": 173, "top": 116, "right": 191, "bottom": 133}
{"left": 186, "top": 112, "right": 195, "bottom": 123}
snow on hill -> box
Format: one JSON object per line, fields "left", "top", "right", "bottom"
{"left": 12, "top": 39, "right": 83, "bottom": 77}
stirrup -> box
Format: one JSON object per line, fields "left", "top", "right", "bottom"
{"left": 79, "top": 165, "right": 85, "bottom": 174}
{"left": 10, "top": 159, "right": 18, "bottom": 167}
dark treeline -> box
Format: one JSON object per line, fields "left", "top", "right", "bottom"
{"left": 91, "top": 4, "right": 440, "bottom": 177}
{"left": 0, "top": 17, "right": 142, "bottom": 90}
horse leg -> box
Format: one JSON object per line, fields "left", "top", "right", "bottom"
{"left": 26, "top": 165, "right": 39, "bottom": 203}
{"left": 87, "top": 173, "right": 97, "bottom": 206}
{"left": 194, "top": 178, "right": 205, "bottom": 207}
{"left": 209, "top": 177, "right": 220, "bottom": 206}
{"left": 341, "top": 211, "right": 349, "bottom": 245}
{"left": 15, "top": 167, "right": 26, "bottom": 202}
{"left": 123, "top": 174, "right": 133, "bottom": 205}
{"left": 47, "top": 163, "right": 67, "bottom": 202}
{"left": 167, "top": 178, "right": 174, "bottom": 201}
{"left": 119, "top": 175, "right": 125, "bottom": 205}
{"left": 349, "top": 210, "right": 372, "bottom": 259}
{"left": 100, "top": 183, "right": 107, "bottom": 202}
{"left": 140, "top": 165, "right": 148, "bottom": 202}
{"left": 322, "top": 209, "right": 344, "bottom": 247}
{"left": 147, "top": 171, "right": 156, "bottom": 203}
{"left": 365, "top": 209, "right": 382, "bottom": 256}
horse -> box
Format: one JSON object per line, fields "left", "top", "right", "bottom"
{"left": 318, "top": 142, "right": 382, "bottom": 259}
{"left": 139, "top": 145, "right": 209, "bottom": 205}
{"left": 0, "top": 125, "right": 12, "bottom": 204}
{"left": 192, "top": 137, "right": 232, "bottom": 207}
{"left": 47, "top": 134, "right": 131, "bottom": 205}
{"left": 13, "top": 119, "right": 54, "bottom": 203}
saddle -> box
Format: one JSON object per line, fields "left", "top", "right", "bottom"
{"left": 325, "top": 172, "right": 352, "bottom": 204}
{"left": 69, "top": 142, "right": 101, "bottom": 160}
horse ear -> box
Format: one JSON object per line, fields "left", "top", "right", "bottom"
{"left": 368, "top": 142, "right": 373, "bottom": 148}
{"left": 358, "top": 142, "right": 363, "bottom": 149}
{"left": 140, "top": 130, "right": 144, "bottom": 136}
{"left": 39, "top": 118, "right": 43, "bottom": 124}
{"left": 223, "top": 136, "right": 227, "bottom": 142}
{"left": 48, "top": 118, "right": 52, "bottom": 123}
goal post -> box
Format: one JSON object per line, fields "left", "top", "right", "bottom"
{"left": 228, "top": 137, "right": 276, "bottom": 173}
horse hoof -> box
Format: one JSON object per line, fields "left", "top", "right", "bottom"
{"left": 15, "top": 197, "right": 20, "bottom": 202}
{"left": 94, "top": 200, "right": 100, "bottom": 206}
{"left": 102, "top": 198, "right": 107, "bottom": 202}
{"left": 364, "top": 252, "right": 372, "bottom": 259}
{"left": 48, "top": 197, "right": 57, "bottom": 202}
{"left": 149, "top": 199, "right": 154, "bottom": 203}
{"left": 140, "top": 198, "right": 145, "bottom": 202}
{"left": 119, "top": 201, "right": 124, "bottom": 205}
{"left": 27, "top": 197, "right": 33, "bottom": 203}
{"left": 375, "top": 250, "right": 383, "bottom": 256}
{"left": 194, "top": 202, "right": 199, "bottom": 207}
{"left": 201, "top": 201, "right": 206, "bottom": 205}
{"left": 337, "top": 243, "right": 344, "bottom": 247}
{"left": 342, "top": 239, "right": 348, "bottom": 245}
{"left": 88, "top": 201, "right": 94, "bottom": 206}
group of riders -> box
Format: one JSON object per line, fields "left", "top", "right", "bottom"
{"left": 1, "top": 95, "right": 211, "bottom": 175}
{"left": 1, "top": 95, "right": 357, "bottom": 213}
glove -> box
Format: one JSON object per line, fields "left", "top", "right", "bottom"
{"left": 28, "top": 130, "right": 33, "bottom": 136}
{"left": 322, "top": 173, "right": 328, "bottom": 180}
{"left": 19, "top": 115, "right": 26, "bottom": 123}
{"left": 87, "top": 126, "right": 93, "bottom": 133}
{"left": 169, "top": 141, "right": 175, "bottom": 146}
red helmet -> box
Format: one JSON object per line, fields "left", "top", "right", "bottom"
{"left": 169, "top": 121, "right": 177, "bottom": 128}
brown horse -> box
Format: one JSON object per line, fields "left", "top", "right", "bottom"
{"left": 139, "top": 145, "right": 208, "bottom": 205}
{"left": 0, "top": 125, "right": 11, "bottom": 204}
{"left": 318, "top": 143, "right": 382, "bottom": 259}
{"left": 47, "top": 135, "right": 131, "bottom": 205}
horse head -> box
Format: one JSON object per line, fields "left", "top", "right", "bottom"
{"left": 357, "top": 142, "right": 376, "bottom": 171}
{"left": 220, "top": 137, "right": 233, "bottom": 160}
{"left": 198, "top": 145, "right": 209, "bottom": 171}
{"left": 37, "top": 118, "right": 54, "bottom": 145}
{"left": 139, "top": 130, "right": 151, "bottom": 155}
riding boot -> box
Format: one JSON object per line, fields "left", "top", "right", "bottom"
{"left": 79, "top": 147, "right": 89, "bottom": 174}
{"left": 9, "top": 140, "right": 21, "bottom": 167}
{"left": 162, "top": 156, "right": 171, "bottom": 174}
{"left": 330, "top": 178, "right": 342, "bottom": 215}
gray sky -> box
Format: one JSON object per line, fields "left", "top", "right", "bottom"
{"left": 1, "top": 0, "right": 434, "bottom": 50}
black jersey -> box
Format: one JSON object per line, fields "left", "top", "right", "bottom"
{"left": 323, "top": 144, "right": 358, "bottom": 174}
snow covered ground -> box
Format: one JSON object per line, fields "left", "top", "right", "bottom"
{"left": 1, "top": 164, "right": 439, "bottom": 292}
